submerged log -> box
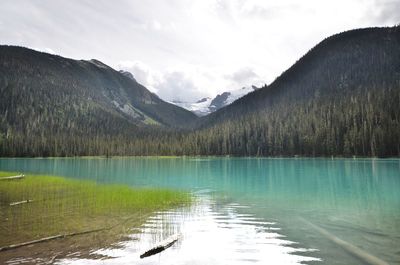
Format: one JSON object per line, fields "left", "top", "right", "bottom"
{"left": 10, "top": 199, "right": 33, "bottom": 206}
{"left": 0, "top": 175, "right": 25, "bottom": 181}
{"left": 0, "top": 210, "right": 150, "bottom": 252}
{"left": 140, "top": 234, "right": 180, "bottom": 259}
{"left": 299, "top": 217, "right": 389, "bottom": 265}
{"left": 0, "top": 227, "right": 108, "bottom": 252}
{"left": 0, "top": 235, "right": 65, "bottom": 252}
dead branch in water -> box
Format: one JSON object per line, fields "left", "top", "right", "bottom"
{"left": 140, "top": 234, "right": 180, "bottom": 258}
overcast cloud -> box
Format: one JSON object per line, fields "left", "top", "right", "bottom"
{"left": 0, "top": 0, "right": 398, "bottom": 102}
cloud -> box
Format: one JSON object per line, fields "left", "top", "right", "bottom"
{"left": 225, "top": 67, "right": 264, "bottom": 88}
{"left": 240, "top": 4, "right": 276, "bottom": 19}
{"left": 152, "top": 20, "right": 162, "bottom": 31}
{"left": 369, "top": 0, "right": 400, "bottom": 25}
{"left": 117, "top": 61, "right": 208, "bottom": 102}
{"left": 117, "top": 60, "right": 160, "bottom": 93}
{"left": 157, "top": 71, "right": 206, "bottom": 102}
{"left": 0, "top": 0, "right": 396, "bottom": 103}
{"left": 229, "top": 67, "right": 258, "bottom": 83}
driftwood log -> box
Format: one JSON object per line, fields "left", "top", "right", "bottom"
{"left": 0, "top": 227, "right": 108, "bottom": 252}
{"left": 299, "top": 217, "right": 389, "bottom": 265}
{"left": 140, "top": 234, "right": 180, "bottom": 258}
{"left": 0, "top": 213, "right": 151, "bottom": 252}
{"left": 0, "top": 175, "right": 25, "bottom": 181}
{"left": 10, "top": 199, "right": 33, "bottom": 206}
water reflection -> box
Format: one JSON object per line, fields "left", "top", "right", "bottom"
{"left": 57, "top": 193, "right": 319, "bottom": 265}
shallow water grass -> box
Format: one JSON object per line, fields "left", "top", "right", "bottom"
{"left": 0, "top": 171, "right": 191, "bottom": 247}
{"left": 0, "top": 171, "right": 20, "bottom": 177}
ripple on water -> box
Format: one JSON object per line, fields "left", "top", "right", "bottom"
{"left": 57, "top": 195, "right": 320, "bottom": 265}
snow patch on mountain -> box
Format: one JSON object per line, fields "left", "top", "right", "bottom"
{"left": 172, "top": 97, "right": 212, "bottom": 116}
{"left": 172, "top": 85, "right": 262, "bottom": 116}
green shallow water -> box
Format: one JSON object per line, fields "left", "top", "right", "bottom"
{"left": 0, "top": 157, "right": 399, "bottom": 264}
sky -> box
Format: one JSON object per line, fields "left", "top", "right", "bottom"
{"left": 0, "top": 0, "right": 399, "bottom": 102}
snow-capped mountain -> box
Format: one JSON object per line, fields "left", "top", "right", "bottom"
{"left": 171, "top": 97, "right": 213, "bottom": 116}
{"left": 172, "top": 85, "right": 262, "bottom": 116}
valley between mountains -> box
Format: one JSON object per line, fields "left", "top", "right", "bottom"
{"left": 1, "top": 26, "right": 399, "bottom": 157}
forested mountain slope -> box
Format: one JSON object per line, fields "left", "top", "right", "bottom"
{"left": 0, "top": 26, "right": 399, "bottom": 157}
{"left": 189, "top": 26, "right": 400, "bottom": 157}
{"left": 0, "top": 46, "right": 197, "bottom": 156}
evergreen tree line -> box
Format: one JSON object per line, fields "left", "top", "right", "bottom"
{"left": 1, "top": 82, "right": 399, "bottom": 157}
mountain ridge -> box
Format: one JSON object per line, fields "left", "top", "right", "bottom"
{"left": 1, "top": 26, "right": 399, "bottom": 157}
{"left": 0, "top": 45, "right": 197, "bottom": 155}
{"left": 200, "top": 26, "right": 400, "bottom": 126}
{"left": 189, "top": 26, "right": 400, "bottom": 156}
{"left": 0, "top": 45, "right": 197, "bottom": 128}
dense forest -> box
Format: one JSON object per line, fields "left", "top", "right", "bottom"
{"left": 0, "top": 45, "right": 197, "bottom": 130}
{"left": 0, "top": 26, "right": 399, "bottom": 157}
{"left": 0, "top": 45, "right": 197, "bottom": 156}
{"left": 192, "top": 26, "right": 400, "bottom": 157}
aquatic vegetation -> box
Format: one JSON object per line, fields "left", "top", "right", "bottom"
{"left": 0, "top": 171, "right": 191, "bottom": 247}
{"left": 0, "top": 171, "right": 19, "bottom": 178}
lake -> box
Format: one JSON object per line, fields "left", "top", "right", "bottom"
{"left": 0, "top": 157, "right": 399, "bottom": 264}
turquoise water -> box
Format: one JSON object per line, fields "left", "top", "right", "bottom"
{"left": 1, "top": 157, "right": 399, "bottom": 264}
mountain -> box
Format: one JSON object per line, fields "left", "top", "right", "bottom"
{"left": 191, "top": 26, "right": 400, "bottom": 157}
{"left": 1, "top": 26, "right": 399, "bottom": 157}
{"left": 0, "top": 45, "right": 197, "bottom": 156}
{"left": 209, "top": 85, "right": 261, "bottom": 112}
{"left": 172, "top": 85, "right": 261, "bottom": 116}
